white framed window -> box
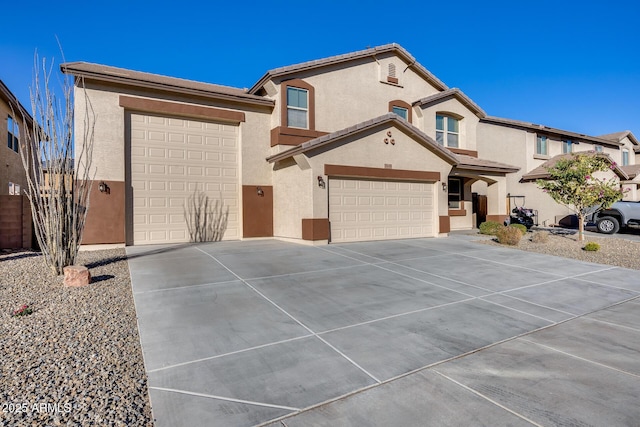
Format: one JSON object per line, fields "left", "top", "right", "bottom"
{"left": 562, "top": 140, "right": 573, "bottom": 154}
{"left": 536, "top": 135, "right": 548, "bottom": 155}
{"left": 436, "top": 115, "right": 459, "bottom": 148}
{"left": 594, "top": 145, "right": 603, "bottom": 153}
{"left": 7, "top": 115, "right": 19, "bottom": 152}
{"left": 448, "top": 178, "right": 462, "bottom": 209}
{"left": 622, "top": 149, "right": 629, "bottom": 166}
{"left": 392, "top": 106, "right": 408, "bottom": 120}
{"left": 286, "top": 87, "right": 308, "bottom": 129}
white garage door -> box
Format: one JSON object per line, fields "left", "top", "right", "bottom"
{"left": 329, "top": 178, "right": 434, "bottom": 243}
{"left": 130, "top": 113, "right": 239, "bottom": 245}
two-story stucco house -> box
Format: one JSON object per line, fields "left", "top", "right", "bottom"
{"left": 61, "top": 44, "right": 639, "bottom": 246}
{"left": 1, "top": 80, "right": 32, "bottom": 196}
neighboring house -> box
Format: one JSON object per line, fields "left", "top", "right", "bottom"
{"left": 1, "top": 80, "right": 32, "bottom": 196}
{"left": 61, "top": 44, "right": 639, "bottom": 246}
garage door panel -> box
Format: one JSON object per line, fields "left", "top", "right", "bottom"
{"left": 330, "top": 178, "right": 434, "bottom": 243}
{"left": 130, "top": 113, "right": 239, "bottom": 245}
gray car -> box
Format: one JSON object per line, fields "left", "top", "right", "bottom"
{"left": 593, "top": 201, "right": 640, "bottom": 234}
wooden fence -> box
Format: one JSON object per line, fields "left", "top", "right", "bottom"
{"left": 0, "top": 195, "right": 33, "bottom": 249}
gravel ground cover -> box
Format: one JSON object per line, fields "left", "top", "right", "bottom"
{"left": 0, "top": 249, "right": 153, "bottom": 426}
{"left": 479, "top": 229, "right": 640, "bottom": 270}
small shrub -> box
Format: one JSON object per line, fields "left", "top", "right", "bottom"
{"left": 583, "top": 242, "right": 600, "bottom": 252}
{"left": 531, "top": 231, "right": 550, "bottom": 244}
{"left": 479, "top": 221, "right": 504, "bottom": 235}
{"left": 12, "top": 304, "right": 33, "bottom": 317}
{"left": 509, "top": 224, "right": 527, "bottom": 235}
{"left": 496, "top": 226, "right": 523, "bottom": 245}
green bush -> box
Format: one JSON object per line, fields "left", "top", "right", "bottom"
{"left": 583, "top": 242, "right": 600, "bottom": 252}
{"left": 531, "top": 231, "right": 550, "bottom": 244}
{"left": 479, "top": 221, "right": 504, "bottom": 236}
{"left": 496, "top": 226, "right": 523, "bottom": 245}
{"left": 509, "top": 224, "right": 527, "bottom": 235}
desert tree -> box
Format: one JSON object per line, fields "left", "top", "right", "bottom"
{"left": 184, "top": 188, "right": 229, "bottom": 242}
{"left": 537, "top": 152, "right": 624, "bottom": 241}
{"left": 18, "top": 52, "right": 95, "bottom": 275}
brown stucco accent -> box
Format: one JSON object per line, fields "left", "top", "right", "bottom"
{"left": 82, "top": 180, "right": 125, "bottom": 244}
{"left": 242, "top": 185, "right": 274, "bottom": 237}
{"left": 270, "top": 126, "right": 329, "bottom": 147}
{"left": 387, "top": 76, "right": 399, "bottom": 84}
{"left": 0, "top": 195, "right": 32, "bottom": 249}
{"left": 439, "top": 216, "right": 450, "bottom": 234}
{"left": 325, "top": 164, "right": 440, "bottom": 182}
{"left": 448, "top": 148, "right": 478, "bottom": 158}
{"left": 448, "top": 209, "right": 467, "bottom": 216}
{"left": 486, "top": 214, "right": 509, "bottom": 224}
{"left": 119, "top": 96, "right": 245, "bottom": 123}
{"left": 281, "top": 79, "right": 316, "bottom": 130}
{"left": 302, "top": 218, "right": 330, "bottom": 241}
{"left": 388, "top": 100, "right": 413, "bottom": 123}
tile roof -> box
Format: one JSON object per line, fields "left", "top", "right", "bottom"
{"left": 598, "top": 130, "right": 639, "bottom": 146}
{"left": 619, "top": 165, "right": 640, "bottom": 179}
{"left": 481, "top": 116, "right": 624, "bottom": 148}
{"left": 249, "top": 44, "right": 449, "bottom": 94}
{"left": 0, "top": 80, "right": 33, "bottom": 126}
{"left": 60, "top": 62, "right": 274, "bottom": 107}
{"left": 521, "top": 153, "right": 629, "bottom": 181}
{"left": 266, "top": 113, "right": 519, "bottom": 174}
{"left": 413, "top": 88, "right": 487, "bottom": 118}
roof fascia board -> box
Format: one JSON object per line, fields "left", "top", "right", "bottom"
{"left": 61, "top": 65, "right": 274, "bottom": 108}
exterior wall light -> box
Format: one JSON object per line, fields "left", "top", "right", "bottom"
{"left": 98, "top": 181, "right": 110, "bottom": 194}
{"left": 317, "top": 176, "right": 326, "bottom": 189}
{"left": 256, "top": 186, "right": 264, "bottom": 196}
{"left": 442, "top": 182, "right": 447, "bottom": 192}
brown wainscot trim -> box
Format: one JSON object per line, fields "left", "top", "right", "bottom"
{"left": 325, "top": 164, "right": 440, "bottom": 182}
{"left": 448, "top": 209, "right": 467, "bottom": 216}
{"left": 270, "top": 126, "right": 328, "bottom": 147}
{"left": 486, "top": 214, "right": 508, "bottom": 224}
{"left": 242, "top": 185, "right": 273, "bottom": 238}
{"left": 439, "top": 216, "right": 451, "bottom": 234}
{"left": 119, "top": 96, "right": 245, "bottom": 123}
{"left": 302, "top": 218, "right": 329, "bottom": 241}
{"left": 387, "top": 76, "right": 399, "bottom": 84}
{"left": 448, "top": 148, "right": 478, "bottom": 158}
{"left": 82, "top": 180, "right": 125, "bottom": 244}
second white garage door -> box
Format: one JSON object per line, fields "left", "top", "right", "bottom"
{"left": 129, "top": 113, "right": 239, "bottom": 245}
{"left": 329, "top": 178, "right": 435, "bottom": 243}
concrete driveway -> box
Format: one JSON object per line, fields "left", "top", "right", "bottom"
{"left": 126, "top": 236, "right": 640, "bottom": 427}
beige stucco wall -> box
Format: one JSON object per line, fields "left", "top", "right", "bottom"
{"left": 0, "top": 98, "right": 28, "bottom": 195}
{"left": 272, "top": 158, "right": 313, "bottom": 239}
{"left": 266, "top": 52, "right": 441, "bottom": 148}
{"left": 74, "top": 82, "right": 273, "bottom": 185}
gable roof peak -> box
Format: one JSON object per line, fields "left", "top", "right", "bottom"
{"left": 413, "top": 88, "right": 487, "bottom": 118}
{"left": 248, "top": 44, "right": 448, "bottom": 94}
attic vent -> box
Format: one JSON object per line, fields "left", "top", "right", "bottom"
{"left": 388, "top": 63, "right": 396, "bottom": 78}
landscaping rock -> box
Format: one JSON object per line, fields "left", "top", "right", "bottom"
{"left": 63, "top": 265, "right": 91, "bottom": 287}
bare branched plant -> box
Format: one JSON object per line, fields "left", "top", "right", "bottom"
{"left": 184, "top": 189, "right": 229, "bottom": 242}
{"left": 19, "top": 52, "right": 95, "bottom": 275}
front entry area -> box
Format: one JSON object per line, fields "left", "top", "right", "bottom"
{"left": 329, "top": 178, "right": 435, "bottom": 243}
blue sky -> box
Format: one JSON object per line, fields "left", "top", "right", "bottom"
{"left": 2, "top": 0, "right": 639, "bottom": 138}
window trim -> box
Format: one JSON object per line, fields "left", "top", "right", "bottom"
{"left": 536, "top": 135, "right": 548, "bottom": 156}
{"left": 448, "top": 177, "right": 463, "bottom": 209}
{"left": 436, "top": 114, "right": 460, "bottom": 148}
{"left": 7, "top": 115, "right": 19, "bottom": 152}
{"left": 594, "top": 145, "right": 603, "bottom": 153}
{"left": 281, "top": 79, "right": 315, "bottom": 131}
{"left": 388, "top": 100, "right": 412, "bottom": 122}
{"left": 622, "top": 149, "right": 630, "bottom": 166}
{"left": 562, "top": 139, "right": 573, "bottom": 154}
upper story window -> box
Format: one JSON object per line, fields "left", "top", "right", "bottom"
{"left": 389, "top": 100, "right": 412, "bottom": 122}
{"left": 286, "top": 87, "right": 308, "bottom": 129}
{"left": 536, "top": 135, "right": 548, "bottom": 156}
{"left": 436, "top": 114, "right": 459, "bottom": 148}
{"left": 7, "top": 115, "right": 19, "bottom": 152}
{"left": 622, "top": 149, "right": 629, "bottom": 166}
{"left": 562, "top": 139, "right": 573, "bottom": 154}
{"left": 281, "top": 79, "right": 315, "bottom": 131}
{"left": 594, "top": 145, "right": 603, "bottom": 153}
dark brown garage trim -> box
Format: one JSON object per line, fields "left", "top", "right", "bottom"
{"left": 119, "top": 96, "right": 246, "bottom": 123}
{"left": 448, "top": 209, "right": 467, "bottom": 216}
{"left": 439, "top": 216, "right": 451, "bottom": 234}
{"left": 82, "top": 180, "right": 125, "bottom": 244}
{"left": 486, "top": 214, "right": 508, "bottom": 224}
{"left": 242, "top": 185, "right": 273, "bottom": 238}
{"left": 302, "top": 218, "right": 329, "bottom": 241}
{"left": 324, "top": 164, "right": 440, "bottom": 182}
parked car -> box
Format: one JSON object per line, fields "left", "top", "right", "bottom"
{"left": 593, "top": 201, "right": 640, "bottom": 234}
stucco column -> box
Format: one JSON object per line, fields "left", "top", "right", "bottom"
{"left": 486, "top": 176, "right": 508, "bottom": 223}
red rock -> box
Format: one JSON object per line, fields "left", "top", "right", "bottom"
{"left": 63, "top": 265, "right": 91, "bottom": 287}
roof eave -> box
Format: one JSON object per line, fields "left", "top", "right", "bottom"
{"left": 61, "top": 64, "right": 274, "bottom": 108}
